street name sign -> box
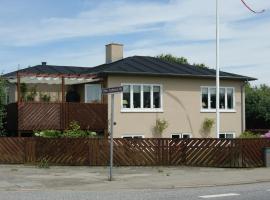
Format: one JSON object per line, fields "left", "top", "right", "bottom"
{"left": 102, "top": 86, "right": 123, "bottom": 94}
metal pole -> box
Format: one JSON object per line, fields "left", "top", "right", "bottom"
{"left": 109, "top": 93, "right": 114, "bottom": 181}
{"left": 216, "top": 0, "right": 220, "bottom": 138}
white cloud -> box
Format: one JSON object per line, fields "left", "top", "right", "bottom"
{"left": 0, "top": 0, "right": 269, "bottom": 85}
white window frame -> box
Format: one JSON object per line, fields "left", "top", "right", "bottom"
{"left": 121, "top": 83, "right": 163, "bottom": 112}
{"left": 218, "top": 132, "right": 236, "bottom": 139}
{"left": 171, "top": 133, "right": 192, "bottom": 139}
{"left": 121, "top": 135, "right": 145, "bottom": 139}
{"left": 200, "top": 86, "right": 236, "bottom": 113}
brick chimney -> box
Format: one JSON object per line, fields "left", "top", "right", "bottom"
{"left": 105, "top": 43, "right": 123, "bottom": 64}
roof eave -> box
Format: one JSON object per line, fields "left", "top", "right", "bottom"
{"left": 97, "top": 71, "right": 257, "bottom": 81}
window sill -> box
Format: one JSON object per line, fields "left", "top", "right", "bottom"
{"left": 200, "top": 109, "right": 236, "bottom": 113}
{"left": 121, "top": 108, "right": 164, "bottom": 113}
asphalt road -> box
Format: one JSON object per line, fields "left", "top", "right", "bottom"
{"left": 0, "top": 182, "right": 270, "bottom": 200}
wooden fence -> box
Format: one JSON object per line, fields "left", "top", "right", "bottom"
{"left": 6, "top": 102, "right": 107, "bottom": 132}
{"left": 0, "top": 137, "right": 269, "bottom": 168}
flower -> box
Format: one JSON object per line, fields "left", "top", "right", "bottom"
{"left": 262, "top": 130, "right": 270, "bottom": 138}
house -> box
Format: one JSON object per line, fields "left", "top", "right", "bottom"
{"left": 3, "top": 43, "right": 255, "bottom": 138}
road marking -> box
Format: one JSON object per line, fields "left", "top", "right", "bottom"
{"left": 199, "top": 193, "right": 240, "bottom": 198}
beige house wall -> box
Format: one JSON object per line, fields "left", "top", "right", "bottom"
{"left": 107, "top": 75, "right": 245, "bottom": 138}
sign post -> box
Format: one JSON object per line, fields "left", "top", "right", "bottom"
{"left": 102, "top": 86, "right": 123, "bottom": 181}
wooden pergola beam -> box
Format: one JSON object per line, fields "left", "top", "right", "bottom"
{"left": 16, "top": 72, "right": 98, "bottom": 79}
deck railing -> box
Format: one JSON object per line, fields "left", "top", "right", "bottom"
{"left": 7, "top": 102, "right": 108, "bottom": 132}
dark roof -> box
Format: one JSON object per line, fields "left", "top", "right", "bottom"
{"left": 3, "top": 64, "right": 91, "bottom": 78}
{"left": 3, "top": 56, "right": 256, "bottom": 81}
{"left": 90, "top": 56, "right": 256, "bottom": 81}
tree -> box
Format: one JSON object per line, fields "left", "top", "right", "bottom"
{"left": 0, "top": 77, "right": 6, "bottom": 136}
{"left": 245, "top": 83, "right": 270, "bottom": 129}
{"left": 156, "top": 54, "right": 208, "bottom": 68}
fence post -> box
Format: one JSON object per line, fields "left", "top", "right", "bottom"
{"left": 24, "top": 137, "right": 36, "bottom": 164}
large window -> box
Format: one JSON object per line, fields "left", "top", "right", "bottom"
{"left": 121, "top": 84, "right": 162, "bottom": 112}
{"left": 201, "top": 87, "right": 235, "bottom": 111}
{"left": 85, "top": 84, "right": 101, "bottom": 103}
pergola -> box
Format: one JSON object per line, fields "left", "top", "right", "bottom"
{"left": 8, "top": 72, "right": 102, "bottom": 103}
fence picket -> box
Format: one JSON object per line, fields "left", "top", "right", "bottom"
{"left": 0, "top": 138, "right": 269, "bottom": 167}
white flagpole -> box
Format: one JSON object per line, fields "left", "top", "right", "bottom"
{"left": 216, "top": 0, "right": 220, "bottom": 138}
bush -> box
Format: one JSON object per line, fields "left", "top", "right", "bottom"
{"left": 34, "top": 130, "right": 62, "bottom": 138}
{"left": 239, "top": 131, "right": 260, "bottom": 138}
{"left": 153, "top": 118, "right": 169, "bottom": 135}
{"left": 63, "top": 121, "right": 96, "bottom": 138}
{"left": 35, "top": 121, "right": 97, "bottom": 138}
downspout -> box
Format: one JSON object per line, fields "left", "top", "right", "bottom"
{"left": 241, "top": 80, "right": 248, "bottom": 133}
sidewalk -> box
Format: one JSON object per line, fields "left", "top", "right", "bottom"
{"left": 0, "top": 165, "right": 269, "bottom": 191}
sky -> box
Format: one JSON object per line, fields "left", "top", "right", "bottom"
{"left": 0, "top": 0, "right": 269, "bottom": 85}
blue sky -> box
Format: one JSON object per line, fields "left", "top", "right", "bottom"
{"left": 0, "top": 0, "right": 269, "bottom": 85}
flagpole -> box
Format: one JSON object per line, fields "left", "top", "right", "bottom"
{"left": 216, "top": 0, "right": 220, "bottom": 138}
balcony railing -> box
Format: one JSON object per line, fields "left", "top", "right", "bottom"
{"left": 6, "top": 102, "right": 108, "bottom": 132}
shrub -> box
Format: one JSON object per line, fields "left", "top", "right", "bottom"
{"left": 63, "top": 121, "right": 97, "bottom": 138}
{"left": 34, "top": 130, "right": 62, "bottom": 138}
{"left": 38, "top": 158, "right": 49, "bottom": 168}
{"left": 40, "top": 93, "right": 51, "bottom": 102}
{"left": 202, "top": 118, "right": 215, "bottom": 132}
{"left": 26, "top": 86, "right": 37, "bottom": 101}
{"left": 153, "top": 118, "right": 169, "bottom": 135}
{"left": 35, "top": 121, "right": 97, "bottom": 138}
{"left": 239, "top": 131, "right": 260, "bottom": 138}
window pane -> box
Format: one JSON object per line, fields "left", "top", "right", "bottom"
{"left": 143, "top": 86, "right": 151, "bottom": 108}
{"left": 133, "top": 136, "right": 143, "bottom": 139}
{"left": 226, "top": 133, "right": 234, "bottom": 139}
{"left": 133, "top": 85, "right": 141, "bottom": 108}
{"left": 219, "top": 134, "right": 226, "bottom": 139}
{"left": 210, "top": 88, "right": 216, "bottom": 109}
{"left": 172, "top": 134, "right": 180, "bottom": 139}
{"left": 220, "top": 88, "right": 225, "bottom": 109}
{"left": 123, "top": 85, "right": 130, "bottom": 108}
{"left": 153, "top": 86, "right": 161, "bottom": 108}
{"left": 85, "top": 84, "right": 101, "bottom": 103}
{"left": 123, "top": 136, "right": 132, "bottom": 139}
{"left": 227, "top": 88, "right": 234, "bottom": 109}
{"left": 201, "top": 88, "right": 208, "bottom": 109}
{"left": 182, "top": 134, "right": 191, "bottom": 139}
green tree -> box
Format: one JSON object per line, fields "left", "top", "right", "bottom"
{"left": 156, "top": 54, "right": 208, "bottom": 68}
{"left": 245, "top": 83, "right": 270, "bottom": 129}
{"left": 0, "top": 77, "right": 6, "bottom": 136}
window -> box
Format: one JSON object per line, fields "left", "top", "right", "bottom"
{"left": 227, "top": 88, "right": 234, "bottom": 109}
{"left": 123, "top": 85, "right": 131, "bottom": 108}
{"left": 218, "top": 133, "right": 235, "bottom": 139}
{"left": 201, "top": 87, "right": 235, "bottom": 111}
{"left": 85, "top": 84, "right": 101, "bottom": 103}
{"left": 201, "top": 88, "right": 208, "bottom": 109}
{"left": 210, "top": 88, "right": 216, "bottom": 109}
{"left": 171, "top": 133, "right": 192, "bottom": 139}
{"left": 122, "top": 135, "right": 144, "bottom": 139}
{"left": 133, "top": 85, "right": 141, "bottom": 108}
{"left": 121, "top": 84, "right": 162, "bottom": 112}
{"left": 143, "top": 86, "right": 151, "bottom": 108}
{"left": 153, "top": 86, "right": 161, "bottom": 108}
